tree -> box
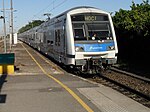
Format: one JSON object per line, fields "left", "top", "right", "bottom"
{"left": 18, "top": 20, "right": 44, "bottom": 33}
{"left": 113, "top": 0, "right": 150, "bottom": 37}
{"left": 112, "top": 0, "right": 150, "bottom": 66}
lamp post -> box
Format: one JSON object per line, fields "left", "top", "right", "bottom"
{"left": 10, "top": 0, "right": 14, "bottom": 45}
{"left": 2, "top": 0, "right": 7, "bottom": 53}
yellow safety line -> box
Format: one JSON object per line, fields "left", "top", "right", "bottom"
{"left": 21, "top": 43, "right": 94, "bottom": 112}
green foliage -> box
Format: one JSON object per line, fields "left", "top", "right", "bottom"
{"left": 18, "top": 20, "right": 44, "bottom": 33}
{"left": 113, "top": 0, "right": 150, "bottom": 37}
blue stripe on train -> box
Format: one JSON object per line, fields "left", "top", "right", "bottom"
{"left": 75, "top": 42, "right": 114, "bottom": 52}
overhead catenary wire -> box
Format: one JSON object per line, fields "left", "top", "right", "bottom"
{"left": 49, "top": 0, "right": 68, "bottom": 12}
{"left": 31, "top": 0, "right": 68, "bottom": 21}
{"left": 32, "top": 0, "right": 57, "bottom": 19}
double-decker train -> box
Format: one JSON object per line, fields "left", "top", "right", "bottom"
{"left": 18, "top": 6, "right": 118, "bottom": 73}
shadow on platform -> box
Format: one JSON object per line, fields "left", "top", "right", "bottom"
{"left": 0, "top": 75, "right": 7, "bottom": 103}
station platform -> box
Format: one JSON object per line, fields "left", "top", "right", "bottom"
{"left": 0, "top": 41, "right": 150, "bottom": 112}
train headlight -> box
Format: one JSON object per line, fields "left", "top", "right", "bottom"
{"left": 106, "top": 37, "right": 113, "bottom": 40}
{"left": 108, "top": 46, "right": 115, "bottom": 50}
{"left": 75, "top": 46, "right": 84, "bottom": 52}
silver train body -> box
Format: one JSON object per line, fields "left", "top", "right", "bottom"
{"left": 18, "top": 6, "right": 118, "bottom": 73}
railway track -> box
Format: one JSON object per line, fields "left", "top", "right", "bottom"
{"left": 111, "top": 67, "right": 150, "bottom": 83}
{"left": 87, "top": 68, "right": 150, "bottom": 108}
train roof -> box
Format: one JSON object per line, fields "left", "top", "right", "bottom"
{"left": 55, "top": 6, "right": 109, "bottom": 17}
{"left": 64, "top": 6, "right": 101, "bottom": 13}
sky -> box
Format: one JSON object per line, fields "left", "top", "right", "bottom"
{"left": 0, "top": 0, "right": 147, "bottom": 35}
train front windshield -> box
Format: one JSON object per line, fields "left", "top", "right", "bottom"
{"left": 71, "top": 13, "right": 113, "bottom": 41}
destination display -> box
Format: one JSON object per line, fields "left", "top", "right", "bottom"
{"left": 71, "top": 14, "right": 108, "bottom": 21}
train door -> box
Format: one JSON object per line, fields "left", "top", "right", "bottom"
{"left": 61, "top": 22, "right": 66, "bottom": 64}
{"left": 59, "top": 19, "right": 66, "bottom": 63}
{"left": 41, "top": 32, "right": 47, "bottom": 53}
{"left": 54, "top": 29, "right": 60, "bottom": 61}
{"left": 53, "top": 19, "right": 60, "bottom": 62}
{"left": 46, "top": 25, "right": 54, "bottom": 58}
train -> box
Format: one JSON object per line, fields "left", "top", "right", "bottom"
{"left": 18, "top": 6, "right": 118, "bottom": 74}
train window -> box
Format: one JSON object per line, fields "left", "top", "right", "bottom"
{"left": 73, "top": 23, "right": 83, "bottom": 28}
{"left": 55, "top": 30, "right": 61, "bottom": 46}
{"left": 88, "top": 31, "right": 110, "bottom": 40}
{"left": 47, "top": 40, "right": 51, "bottom": 44}
{"left": 72, "top": 23, "right": 87, "bottom": 41}
{"left": 74, "top": 29, "right": 85, "bottom": 40}
{"left": 43, "top": 32, "right": 47, "bottom": 43}
{"left": 55, "top": 31, "right": 58, "bottom": 45}
{"left": 51, "top": 41, "right": 54, "bottom": 45}
{"left": 87, "top": 23, "right": 112, "bottom": 40}
{"left": 39, "top": 33, "right": 44, "bottom": 43}
{"left": 71, "top": 14, "right": 112, "bottom": 41}
{"left": 87, "top": 23, "right": 108, "bottom": 30}
{"left": 58, "top": 30, "right": 60, "bottom": 46}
